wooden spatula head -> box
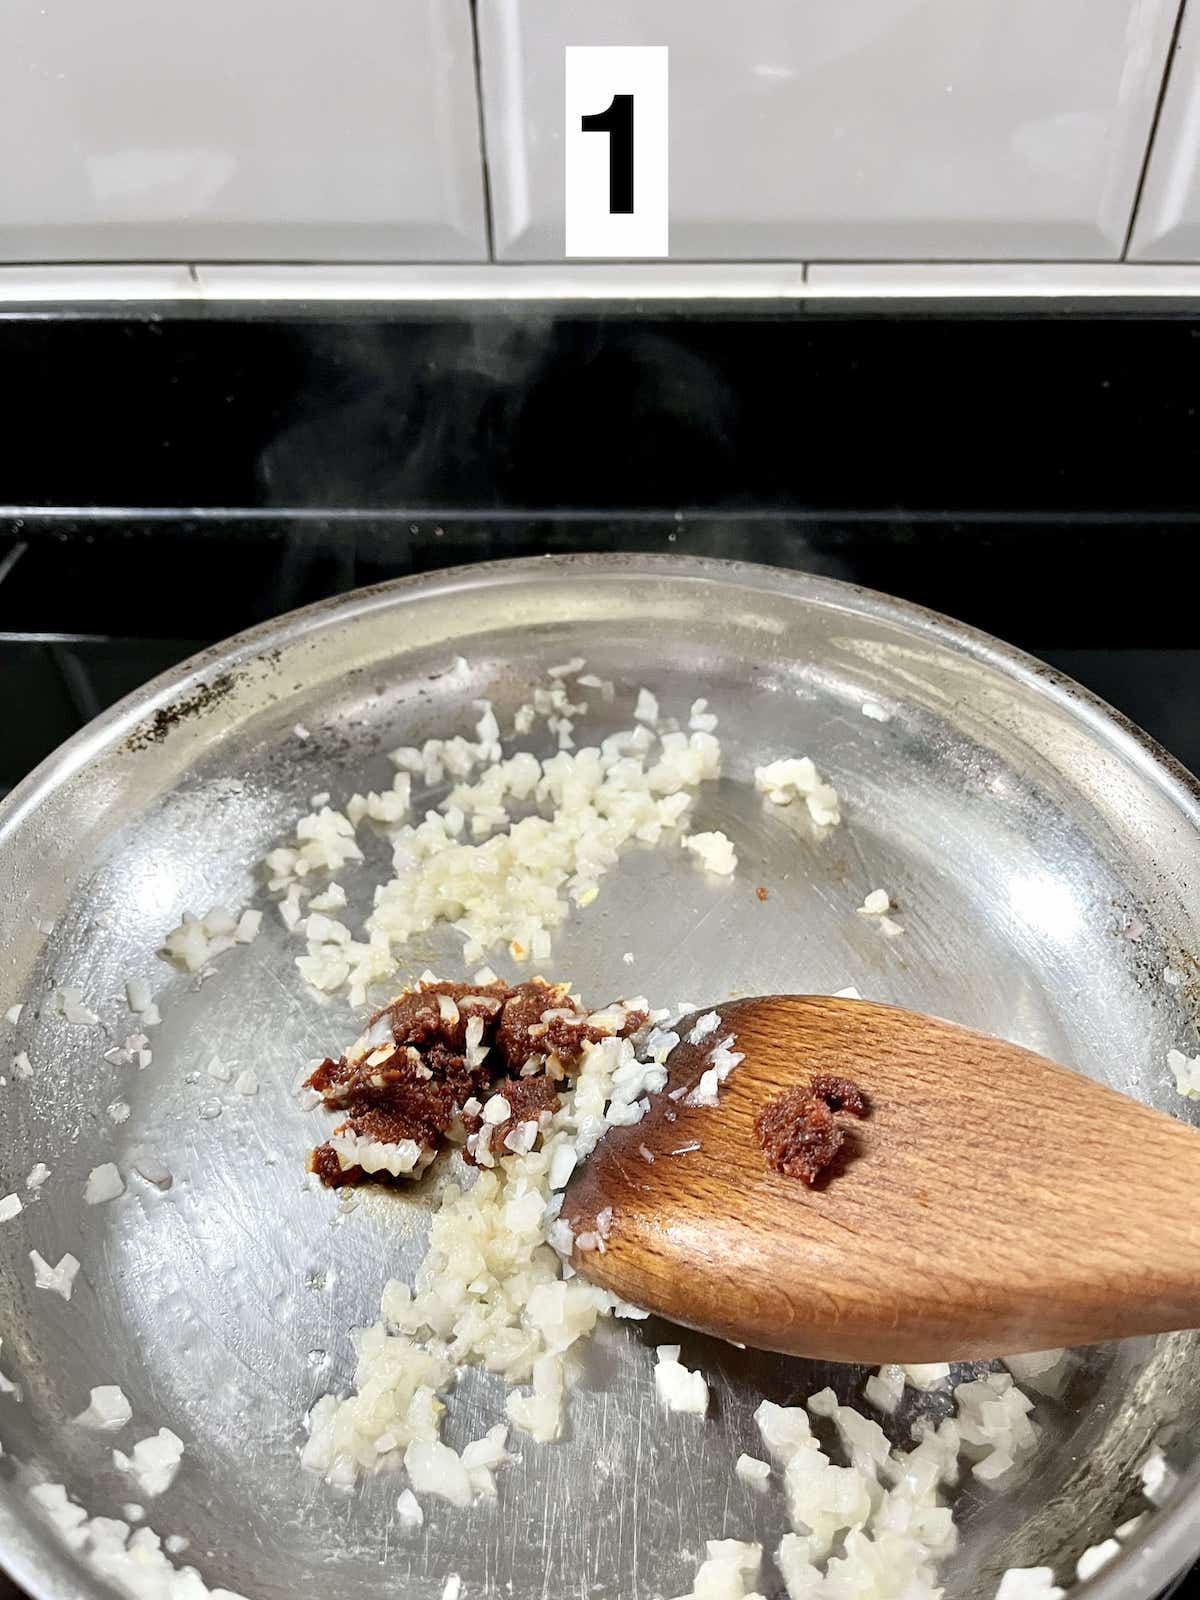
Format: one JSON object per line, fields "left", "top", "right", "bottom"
{"left": 560, "top": 997, "right": 1200, "bottom": 1362}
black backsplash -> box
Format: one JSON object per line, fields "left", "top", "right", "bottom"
{"left": 1, "top": 300, "right": 1199, "bottom": 792}
{"left": 4, "top": 302, "right": 1200, "bottom": 517}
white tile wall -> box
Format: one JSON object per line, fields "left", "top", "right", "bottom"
{"left": 1128, "top": 5, "right": 1200, "bottom": 260}
{"left": 478, "top": 0, "right": 1180, "bottom": 263}
{"left": 805, "top": 263, "right": 1200, "bottom": 295}
{"left": 0, "top": 0, "right": 488, "bottom": 262}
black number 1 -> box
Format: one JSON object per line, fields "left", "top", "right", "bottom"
{"left": 581, "top": 94, "right": 634, "bottom": 214}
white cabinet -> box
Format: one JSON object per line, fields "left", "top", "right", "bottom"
{"left": 478, "top": 0, "right": 1179, "bottom": 262}
{"left": 0, "top": 0, "right": 487, "bottom": 262}
{"left": 1129, "top": 7, "right": 1200, "bottom": 259}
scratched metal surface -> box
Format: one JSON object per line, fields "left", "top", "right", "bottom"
{"left": 0, "top": 555, "right": 1199, "bottom": 1600}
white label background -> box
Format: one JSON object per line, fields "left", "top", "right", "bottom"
{"left": 564, "top": 46, "right": 668, "bottom": 258}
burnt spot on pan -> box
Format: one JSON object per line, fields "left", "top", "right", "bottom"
{"left": 124, "top": 672, "right": 239, "bottom": 751}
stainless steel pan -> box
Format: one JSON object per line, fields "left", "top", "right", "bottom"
{"left": 0, "top": 554, "right": 1197, "bottom": 1600}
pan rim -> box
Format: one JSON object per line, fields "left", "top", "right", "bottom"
{"left": 0, "top": 549, "right": 1196, "bottom": 1600}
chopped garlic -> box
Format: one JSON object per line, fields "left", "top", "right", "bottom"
{"left": 84, "top": 1164, "right": 125, "bottom": 1205}
{"left": 994, "top": 1570, "right": 1064, "bottom": 1600}
{"left": 75, "top": 1385, "right": 132, "bottom": 1432}
{"left": 1002, "top": 1349, "right": 1067, "bottom": 1396}
{"left": 864, "top": 1364, "right": 905, "bottom": 1414}
{"left": 902, "top": 1362, "right": 952, "bottom": 1390}
{"left": 113, "top": 1428, "right": 184, "bottom": 1497}
{"left": 395, "top": 1488, "right": 423, "bottom": 1530}
{"left": 125, "top": 979, "right": 152, "bottom": 1014}
{"left": 682, "top": 830, "right": 738, "bottom": 876}
{"left": 403, "top": 1438, "right": 472, "bottom": 1508}
{"left": 31, "top": 1250, "right": 80, "bottom": 1300}
{"left": 754, "top": 756, "right": 842, "bottom": 827}
{"left": 634, "top": 688, "right": 659, "bottom": 725}
{"left": 687, "top": 1011, "right": 720, "bottom": 1044}
{"left": 670, "top": 1540, "right": 761, "bottom": 1600}
{"left": 735, "top": 1454, "right": 771, "bottom": 1491}
{"left": 55, "top": 987, "right": 100, "bottom": 1025}
{"left": 1167, "top": 1047, "right": 1200, "bottom": 1099}
{"left": 1139, "top": 1446, "right": 1178, "bottom": 1506}
{"left": 654, "top": 1346, "right": 709, "bottom": 1415}
{"left": 481, "top": 1093, "right": 511, "bottom": 1125}
{"left": 162, "top": 905, "right": 261, "bottom": 972}
{"left": 271, "top": 688, "right": 721, "bottom": 1001}
{"left": 688, "top": 698, "right": 719, "bottom": 734}
{"left": 1075, "top": 1539, "right": 1120, "bottom": 1582}
{"left": 858, "top": 889, "right": 891, "bottom": 915}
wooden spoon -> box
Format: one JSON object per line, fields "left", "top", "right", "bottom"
{"left": 560, "top": 996, "right": 1200, "bottom": 1363}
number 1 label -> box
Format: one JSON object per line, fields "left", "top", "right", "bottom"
{"left": 565, "top": 47, "right": 668, "bottom": 258}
